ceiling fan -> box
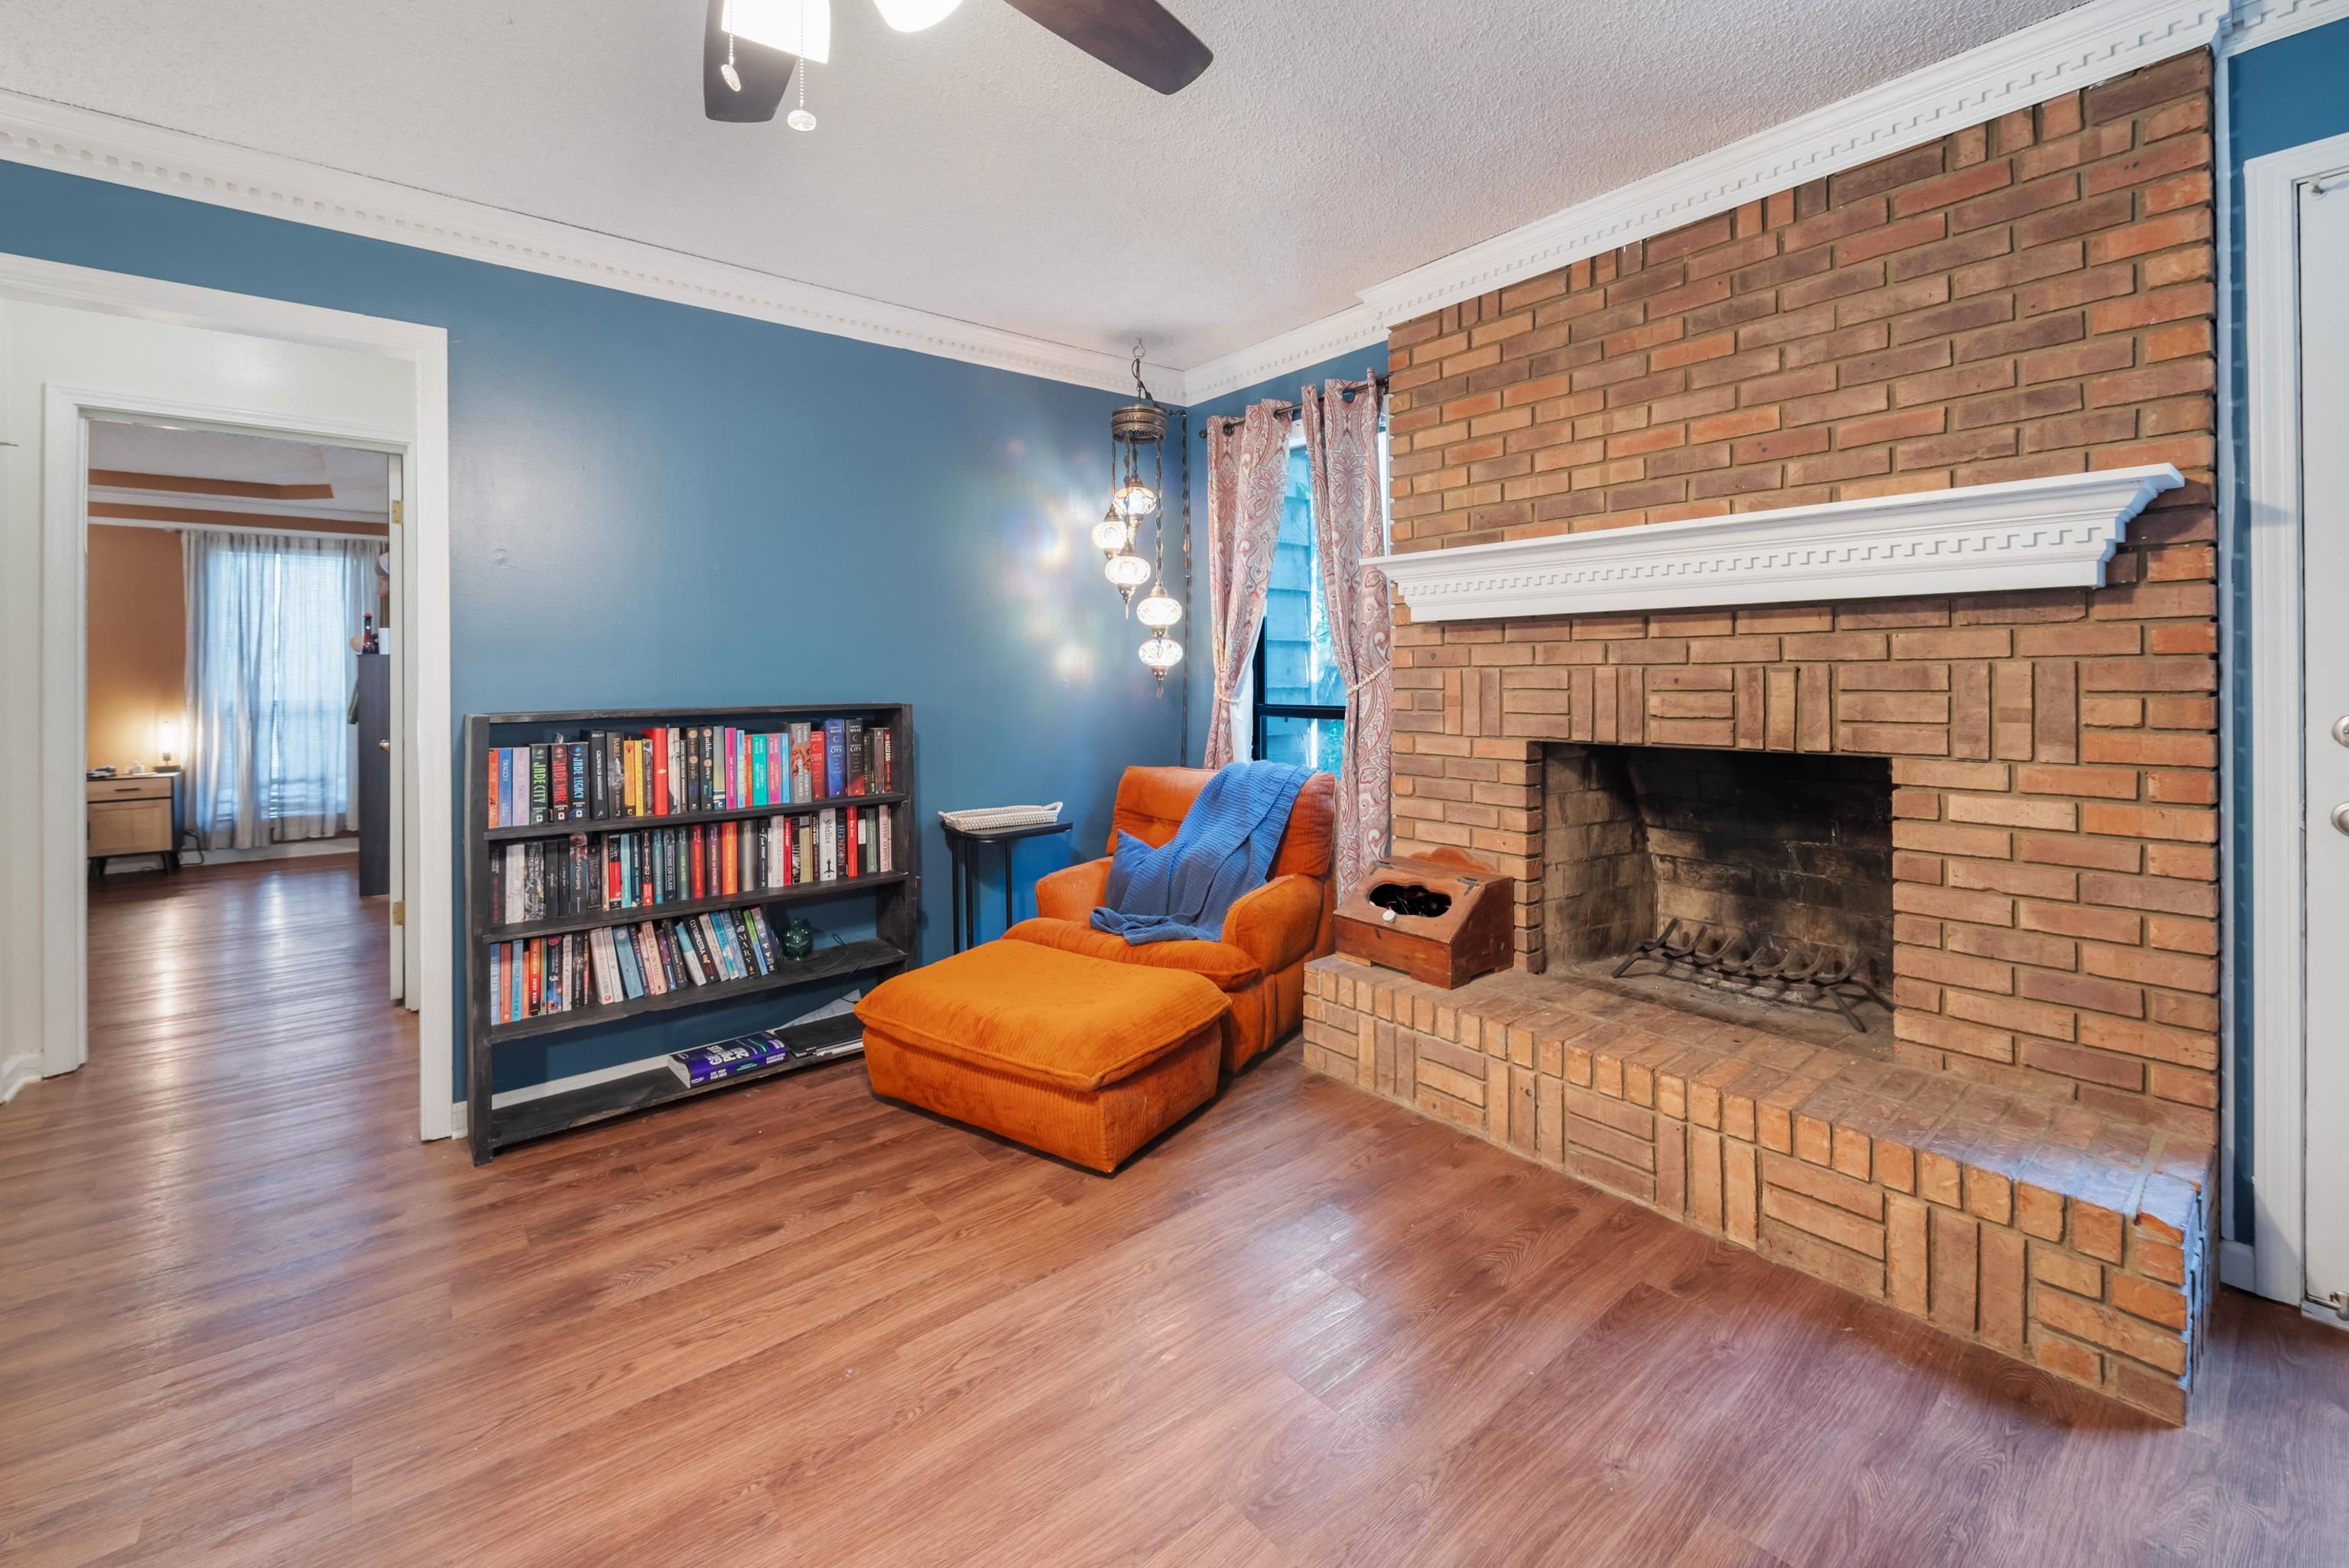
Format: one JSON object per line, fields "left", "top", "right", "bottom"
{"left": 703, "top": 0, "right": 1213, "bottom": 124}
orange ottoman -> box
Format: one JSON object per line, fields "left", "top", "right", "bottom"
{"left": 854, "top": 941, "right": 1230, "bottom": 1174}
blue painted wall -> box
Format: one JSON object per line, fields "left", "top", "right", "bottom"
{"left": 2223, "top": 17, "right": 2349, "bottom": 1234}
{"left": 1179, "top": 343, "right": 1390, "bottom": 764}
{"left": 0, "top": 160, "right": 1178, "bottom": 1095}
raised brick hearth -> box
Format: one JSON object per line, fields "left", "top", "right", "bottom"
{"left": 1301, "top": 959, "right": 2214, "bottom": 1421}
{"left": 1301, "top": 53, "right": 2223, "bottom": 1420}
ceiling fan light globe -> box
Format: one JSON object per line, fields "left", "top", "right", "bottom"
{"left": 725, "top": 0, "right": 830, "bottom": 63}
{"left": 873, "top": 0, "right": 963, "bottom": 30}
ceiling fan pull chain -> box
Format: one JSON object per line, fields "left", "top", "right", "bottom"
{"left": 788, "top": 52, "right": 817, "bottom": 131}
{"left": 720, "top": 28, "right": 742, "bottom": 93}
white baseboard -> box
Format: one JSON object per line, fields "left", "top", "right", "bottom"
{"left": 0, "top": 1052, "right": 41, "bottom": 1104}
{"left": 2220, "top": 1238, "right": 2260, "bottom": 1294}
{"left": 98, "top": 836, "right": 359, "bottom": 872}
{"left": 189, "top": 838, "right": 359, "bottom": 868}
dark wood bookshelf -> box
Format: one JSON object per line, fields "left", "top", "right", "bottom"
{"left": 463, "top": 703, "right": 918, "bottom": 1164}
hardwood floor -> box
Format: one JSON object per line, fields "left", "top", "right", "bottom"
{"left": 5, "top": 858, "right": 2347, "bottom": 1566}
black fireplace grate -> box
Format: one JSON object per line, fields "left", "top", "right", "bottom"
{"left": 1611, "top": 917, "right": 1891, "bottom": 1033}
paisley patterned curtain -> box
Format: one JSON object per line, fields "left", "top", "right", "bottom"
{"left": 1203, "top": 402, "right": 1292, "bottom": 768}
{"left": 1300, "top": 377, "right": 1391, "bottom": 894}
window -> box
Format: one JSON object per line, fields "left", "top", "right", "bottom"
{"left": 1251, "top": 423, "right": 1388, "bottom": 767}
{"left": 184, "top": 531, "right": 373, "bottom": 847}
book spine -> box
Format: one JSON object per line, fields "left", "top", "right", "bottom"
{"left": 529, "top": 744, "right": 549, "bottom": 823}
{"left": 550, "top": 743, "right": 569, "bottom": 824}
{"left": 824, "top": 719, "right": 845, "bottom": 798}
{"left": 629, "top": 923, "right": 659, "bottom": 995}
{"left": 684, "top": 914, "right": 720, "bottom": 982}
{"left": 879, "top": 803, "right": 893, "bottom": 873}
{"left": 846, "top": 719, "right": 865, "bottom": 797}
{"left": 486, "top": 748, "right": 502, "bottom": 829}
{"left": 567, "top": 742, "right": 587, "bottom": 820}
{"left": 615, "top": 927, "right": 643, "bottom": 998}
{"left": 746, "top": 907, "right": 779, "bottom": 972}
{"left": 654, "top": 920, "right": 681, "bottom": 993}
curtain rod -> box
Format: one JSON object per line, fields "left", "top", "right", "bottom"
{"left": 1199, "top": 375, "right": 1389, "bottom": 434}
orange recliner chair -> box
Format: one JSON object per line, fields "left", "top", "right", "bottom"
{"left": 1006, "top": 765, "right": 1337, "bottom": 1075}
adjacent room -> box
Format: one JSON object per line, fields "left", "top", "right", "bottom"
{"left": 2, "top": 2, "right": 2346, "bottom": 1564}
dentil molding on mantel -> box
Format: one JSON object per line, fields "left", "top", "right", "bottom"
{"left": 1368, "top": 466, "right": 2185, "bottom": 623}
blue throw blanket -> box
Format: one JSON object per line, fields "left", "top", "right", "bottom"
{"left": 1090, "top": 761, "right": 1312, "bottom": 945}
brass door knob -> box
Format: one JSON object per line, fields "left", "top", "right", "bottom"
{"left": 2334, "top": 802, "right": 2349, "bottom": 837}
{"left": 379, "top": 739, "right": 392, "bottom": 752}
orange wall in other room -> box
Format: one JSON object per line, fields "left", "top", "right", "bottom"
{"left": 86, "top": 523, "right": 186, "bottom": 771}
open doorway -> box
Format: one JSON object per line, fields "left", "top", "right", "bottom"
{"left": 0, "top": 264, "right": 451, "bottom": 1139}
{"left": 83, "top": 422, "right": 406, "bottom": 1040}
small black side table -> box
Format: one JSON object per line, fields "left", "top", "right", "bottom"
{"left": 941, "top": 819, "right": 1075, "bottom": 952}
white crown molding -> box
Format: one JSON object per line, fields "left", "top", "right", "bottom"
{"left": 0, "top": 89, "right": 1184, "bottom": 399}
{"left": 2227, "top": 0, "right": 2349, "bottom": 52}
{"left": 1181, "top": 303, "right": 1387, "bottom": 407}
{"left": 1, "top": 0, "right": 2333, "bottom": 407}
{"left": 1356, "top": 0, "right": 2232, "bottom": 332}
{"left": 1194, "top": 0, "right": 2308, "bottom": 400}
{"left": 1369, "top": 466, "right": 2183, "bottom": 622}
{"left": 88, "top": 485, "right": 386, "bottom": 523}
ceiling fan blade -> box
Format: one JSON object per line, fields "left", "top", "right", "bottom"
{"left": 999, "top": 0, "right": 1212, "bottom": 95}
{"left": 703, "top": 0, "right": 799, "bottom": 122}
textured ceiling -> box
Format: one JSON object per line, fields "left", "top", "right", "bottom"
{"left": 88, "top": 423, "right": 392, "bottom": 512}
{"left": 0, "top": 1, "right": 2081, "bottom": 368}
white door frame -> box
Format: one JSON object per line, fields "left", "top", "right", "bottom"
{"left": 387, "top": 451, "right": 411, "bottom": 1009}
{"left": 1, "top": 252, "right": 456, "bottom": 1143}
{"left": 2243, "top": 128, "right": 2349, "bottom": 1311}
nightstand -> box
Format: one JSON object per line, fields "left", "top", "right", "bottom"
{"left": 88, "top": 772, "right": 183, "bottom": 874}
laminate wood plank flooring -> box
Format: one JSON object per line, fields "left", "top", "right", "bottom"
{"left": 5, "top": 858, "right": 2347, "bottom": 1566}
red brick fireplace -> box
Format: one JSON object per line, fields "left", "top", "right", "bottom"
{"left": 1303, "top": 52, "right": 2220, "bottom": 1421}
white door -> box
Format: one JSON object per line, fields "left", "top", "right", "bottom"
{"left": 2302, "top": 176, "right": 2349, "bottom": 1314}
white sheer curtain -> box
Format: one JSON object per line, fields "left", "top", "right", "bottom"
{"left": 183, "top": 530, "right": 375, "bottom": 849}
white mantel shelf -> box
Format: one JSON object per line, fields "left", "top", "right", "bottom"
{"left": 1369, "top": 465, "right": 2185, "bottom": 623}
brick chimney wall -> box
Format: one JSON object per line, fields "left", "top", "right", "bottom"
{"left": 1379, "top": 52, "right": 2219, "bottom": 1138}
